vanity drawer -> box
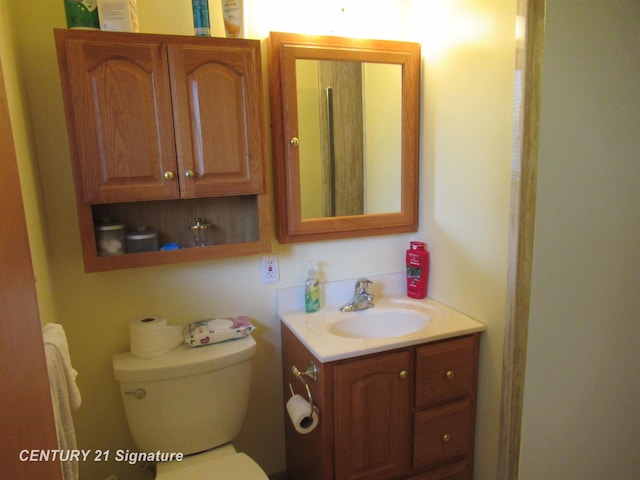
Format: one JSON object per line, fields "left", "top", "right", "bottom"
{"left": 415, "top": 335, "right": 478, "bottom": 408}
{"left": 406, "top": 460, "right": 469, "bottom": 480}
{"left": 413, "top": 399, "right": 472, "bottom": 470}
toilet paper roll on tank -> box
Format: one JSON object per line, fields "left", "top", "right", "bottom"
{"left": 129, "top": 316, "right": 183, "bottom": 359}
{"left": 286, "top": 394, "right": 319, "bottom": 434}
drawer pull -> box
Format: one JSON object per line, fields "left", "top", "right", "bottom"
{"left": 442, "top": 434, "right": 452, "bottom": 443}
{"left": 400, "top": 370, "right": 408, "bottom": 379}
{"left": 445, "top": 370, "right": 455, "bottom": 380}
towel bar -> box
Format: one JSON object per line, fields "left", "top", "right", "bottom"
{"left": 290, "top": 361, "right": 318, "bottom": 416}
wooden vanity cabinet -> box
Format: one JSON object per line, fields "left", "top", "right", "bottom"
{"left": 281, "top": 324, "right": 480, "bottom": 480}
{"left": 54, "top": 29, "right": 270, "bottom": 271}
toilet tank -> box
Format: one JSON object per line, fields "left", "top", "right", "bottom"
{"left": 113, "top": 335, "right": 256, "bottom": 455}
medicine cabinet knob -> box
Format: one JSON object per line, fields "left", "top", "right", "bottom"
{"left": 289, "top": 137, "right": 299, "bottom": 147}
{"left": 445, "top": 370, "right": 455, "bottom": 380}
{"left": 442, "top": 433, "right": 452, "bottom": 443}
{"left": 399, "top": 370, "right": 408, "bottom": 379}
{"left": 185, "top": 169, "right": 195, "bottom": 179}
{"left": 163, "top": 171, "right": 175, "bottom": 180}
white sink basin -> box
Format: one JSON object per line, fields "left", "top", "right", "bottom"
{"left": 277, "top": 274, "right": 487, "bottom": 361}
{"left": 328, "top": 308, "right": 431, "bottom": 338}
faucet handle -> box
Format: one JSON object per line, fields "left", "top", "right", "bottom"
{"left": 355, "top": 278, "right": 373, "bottom": 293}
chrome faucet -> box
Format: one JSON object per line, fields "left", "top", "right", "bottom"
{"left": 340, "top": 278, "right": 374, "bottom": 312}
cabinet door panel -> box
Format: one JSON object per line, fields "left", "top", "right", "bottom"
{"left": 66, "top": 39, "right": 178, "bottom": 203}
{"left": 169, "top": 44, "right": 265, "bottom": 197}
{"left": 334, "top": 351, "right": 411, "bottom": 480}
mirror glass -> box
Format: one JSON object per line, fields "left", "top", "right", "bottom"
{"left": 296, "top": 60, "right": 402, "bottom": 219}
{"left": 268, "top": 32, "right": 420, "bottom": 243}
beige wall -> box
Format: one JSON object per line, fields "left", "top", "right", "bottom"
{"left": 520, "top": 1, "right": 640, "bottom": 478}
{"left": 2, "top": 0, "right": 515, "bottom": 478}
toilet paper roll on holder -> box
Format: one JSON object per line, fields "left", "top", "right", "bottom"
{"left": 289, "top": 362, "right": 319, "bottom": 417}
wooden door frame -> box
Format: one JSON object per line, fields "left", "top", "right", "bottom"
{"left": 0, "top": 58, "right": 62, "bottom": 479}
{"left": 498, "top": 0, "right": 546, "bottom": 478}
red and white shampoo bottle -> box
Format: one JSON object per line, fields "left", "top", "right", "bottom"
{"left": 406, "top": 241, "right": 429, "bottom": 299}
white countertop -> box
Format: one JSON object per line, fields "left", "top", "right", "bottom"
{"left": 277, "top": 273, "right": 486, "bottom": 362}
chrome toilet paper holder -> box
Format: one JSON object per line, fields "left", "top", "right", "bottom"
{"left": 290, "top": 361, "right": 319, "bottom": 417}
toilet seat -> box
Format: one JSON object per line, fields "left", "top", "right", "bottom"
{"left": 156, "top": 446, "right": 268, "bottom": 480}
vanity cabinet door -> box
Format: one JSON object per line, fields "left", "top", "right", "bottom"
{"left": 333, "top": 350, "right": 411, "bottom": 480}
{"left": 168, "top": 42, "right": 265, "bottom": 197}
{"left": 64, "top": 37, "right": 178, "bottom": 204}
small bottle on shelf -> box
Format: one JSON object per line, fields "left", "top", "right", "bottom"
{"left": 191, "top": 0, "right": 211, "bottom": 36}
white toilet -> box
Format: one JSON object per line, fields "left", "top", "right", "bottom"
{"left": 113, "top": 335, "right": 268, "bottom": 479}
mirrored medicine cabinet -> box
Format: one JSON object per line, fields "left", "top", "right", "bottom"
{"left": 268, "top": 32, "right": 421, "bottom": 243}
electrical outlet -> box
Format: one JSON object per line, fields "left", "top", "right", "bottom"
{"left": 260, "top": 255, "right": 280, "bottom": 284}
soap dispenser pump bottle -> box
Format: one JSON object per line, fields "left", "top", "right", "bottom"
{"left": 305, "top": 262, "right": 321, "bottom": 313}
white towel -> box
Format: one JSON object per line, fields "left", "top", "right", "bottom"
{"left": 43, "top": 323, "right": 81, "bottom": 480}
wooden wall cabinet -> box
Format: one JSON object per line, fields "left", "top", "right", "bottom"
{"left": 282, "top": 324, "right": 480, "bottom": 480}
{"left": 54, "top": 29, "right": 270, "bottom": 272}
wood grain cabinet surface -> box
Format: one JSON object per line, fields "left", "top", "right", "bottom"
{"left": 334, "top": 350, "right": 412, "bottom": 480}
{"left": 281, "top": 324, "right": 480, "bottom": 480}
{"left": 54, "top": 29, "right": 270, "bottom": 271}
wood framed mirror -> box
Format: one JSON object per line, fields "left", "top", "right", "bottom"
{"left": 268, "top": 32, "right": 421, "bottom": 243}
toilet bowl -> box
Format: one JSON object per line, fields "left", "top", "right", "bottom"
{"left": 113, "top": 335, "right": 268, "bottom": 479}
{"left": 156, "top": 445, "right": 266, "bottom": 480}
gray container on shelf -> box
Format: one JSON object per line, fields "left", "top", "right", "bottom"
{"left": 126, "top": 227, "right": 159, "bottom": 253}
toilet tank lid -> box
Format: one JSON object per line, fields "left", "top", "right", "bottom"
{"left": 113, "top": 335, "right": 256, "bottom": 382}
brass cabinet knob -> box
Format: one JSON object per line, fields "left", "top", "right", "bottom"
{"left": 185, "top": 169, "right": 195, "bottom": 179}
{"left": 442, "top": 434, "right": 451, "bottom": 443}
{"left": 400, "top": 370, "right": 408, "bottom": 379}
{"left": 163, "top": 171, "right": 175, "bottom": 180}
{"left": 290, "top": 137, "right": 299, "bottom": 146}
{"left": 445, "top": 370, "right": 455, "bottom": 380}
